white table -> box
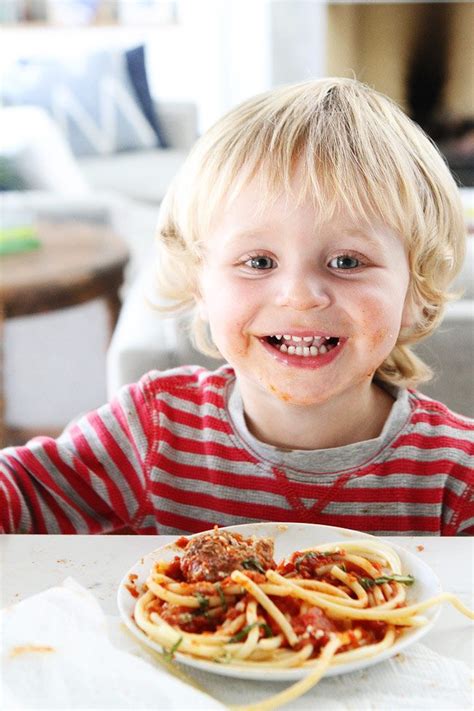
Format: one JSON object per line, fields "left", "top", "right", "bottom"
{"left": 1, "top": 534, "right": 473, "bottom": 669}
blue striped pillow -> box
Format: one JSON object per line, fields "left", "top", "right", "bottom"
{"left": 1, "top": 45, "right": 167, "bottom": 156}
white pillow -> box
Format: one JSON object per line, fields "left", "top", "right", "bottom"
{"left": 0, "top": 105, "right": 89, "bottom": 194}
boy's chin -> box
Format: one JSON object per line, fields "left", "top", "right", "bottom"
{"left": 264, "top": 382, "right": 336, "bottom": 407}
{"left": 261, "top": 372, "right": 377, "bottom": 408}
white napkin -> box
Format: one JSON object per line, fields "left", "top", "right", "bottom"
{"left": 0, "top": 578, "right": 224, "bottom": 710}
{"left": 1, "top": 579, "right": 472, "bottom": 711}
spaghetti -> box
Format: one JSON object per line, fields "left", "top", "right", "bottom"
{"left": 132, "top": 528, "right": 473, "bottom": 709}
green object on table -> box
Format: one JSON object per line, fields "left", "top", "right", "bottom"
{"left": 0, "top": 225, "right": 41, "bottom": 255}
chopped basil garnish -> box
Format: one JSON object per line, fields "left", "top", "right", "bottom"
{"left": 229, "top": 622, "right": 273, "bottom": 644}
{"left": 215, "top": 583, "right": 227, "bottom": 611}
{"left": 295, "top": 553, "right": 311, "bottom": 571}
{"left": 241, "top": 558, "right": 266, "bottom": 574}
{"left": 163, "top": 636, "right": 183, "bottom": 661}
{"left": 359, "top": 574, "right": 415, "bottom": 590}
{"left": 259, "top": 622, "right": 274, "bottom": 638}
{"left": 194, "top": 591, "right": 210, "bottom": 613}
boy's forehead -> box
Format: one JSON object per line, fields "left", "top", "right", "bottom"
{"left": 210, "top": 162, "right": 380, "bottom": 224}
{"left": 210, "top": 179, "right": 396, "bottom": 242}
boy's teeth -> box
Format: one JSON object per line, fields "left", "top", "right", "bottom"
{"left": 271, "top": 334, "right": 336, "bottom": 345}
{"left": 267, "top": 333, "right": 340, "bottom": 357}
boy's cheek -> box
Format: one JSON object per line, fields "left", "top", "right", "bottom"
{"left": 356, "top": 296, "right": 406, "bottom": 356}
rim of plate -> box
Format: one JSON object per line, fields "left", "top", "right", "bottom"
{"left": 117, "top": 522, "right": 442, "bottom": 682}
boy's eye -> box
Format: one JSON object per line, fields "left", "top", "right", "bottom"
{"left": 328, "top": 255, "right": 362, "bottom": 270}
{"left": 244, "top": 255, "right": 276, "bottom": 270}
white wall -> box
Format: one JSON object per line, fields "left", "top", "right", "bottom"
{"left": 169, "top": 0, "right": 327, "bottom": 130}
{"left": 1, "top": 0, "right": 328, "bottom": 133}
{"left": 148, "top": 0, "right": 272, "bottom": 131}
{"left": 270, "top": 0, "right": 327, "bottom": 86}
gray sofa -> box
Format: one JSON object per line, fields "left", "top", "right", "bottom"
{"left": 78, "top": 101, "right": 198, "bottom": 206}
{"left": 0, "top": 99, "right": 196, "bottom": 206}
{"left": 1, "top": 99, "right": 197, "bottom": 283}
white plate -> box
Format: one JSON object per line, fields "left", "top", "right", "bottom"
{"left": 117, "top": 522, "right": 442, "bottom": 681}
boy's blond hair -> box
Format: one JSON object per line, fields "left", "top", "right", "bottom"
{"left": 155, "top": 77, "right": 466, "bottom": 388}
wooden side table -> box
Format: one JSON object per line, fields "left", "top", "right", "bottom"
{"left": 0, "top": 221, "right": 129, "bottom": 447}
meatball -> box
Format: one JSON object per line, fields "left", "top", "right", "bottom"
{"left": 180, "top": 529, "right": 275, "bottom": 582}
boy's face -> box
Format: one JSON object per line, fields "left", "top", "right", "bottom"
{"left": 197, "top": 173, "right": 412, "bottom": 410}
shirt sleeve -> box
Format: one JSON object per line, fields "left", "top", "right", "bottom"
{"left": 0, "top": 377, "right": 155, "bottom": 534}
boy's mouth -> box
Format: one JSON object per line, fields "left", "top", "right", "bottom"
{"left": 263, "top": 334, "right": 340, "bottom": 357}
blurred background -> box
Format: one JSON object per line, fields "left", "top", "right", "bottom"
{"left": 0, "top": 0, "right": 473, "bottom": 445}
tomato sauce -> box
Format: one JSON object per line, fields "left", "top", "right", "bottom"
{"left": 277, "top": 550, "right": 346, "bottom": 578}
{"left": 274, "top": 595, "right": 301, "bottom": 618}
{"left": 359, "top": 619, "right": 388, "bottom": 641}
{"left": 164, "top": 557, "right": 185, "bottom": 581}
{"left": 125, "top": 584, "right": 140, "bottom": 598}
{"left": 159, "top": 603, "right": 224, "bottom": 633}
{"left": 175, "top": 536, "right": 190, "bottom": 549}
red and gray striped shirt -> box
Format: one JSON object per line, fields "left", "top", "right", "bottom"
{"left": 1, "top": 365, "right": 473, "bottom": 535}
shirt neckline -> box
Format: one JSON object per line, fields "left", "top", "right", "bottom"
{"left": 225, "top": 378, "right": 413, "bottom": 475}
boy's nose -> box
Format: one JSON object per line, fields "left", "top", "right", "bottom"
{"left": 275, "top": 272, "right": 331, "bottom": 311}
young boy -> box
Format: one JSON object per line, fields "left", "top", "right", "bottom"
{"left": 1, "top": 78, "right": 473, "bottom": 536}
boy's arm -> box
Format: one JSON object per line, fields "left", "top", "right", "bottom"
{"left": 0, "top": 377, "right": 154, "bottom": 534}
